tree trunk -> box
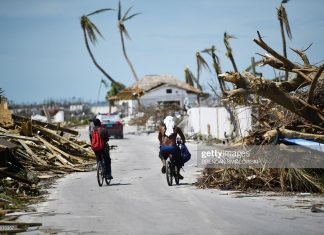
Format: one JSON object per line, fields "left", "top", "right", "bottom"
{"left": 279, "top": 19, "right": 289, "bottom": 81}
{"left": 223, "top": 74, "right": 324, "bottom": 126}
{"left": 211, "top": 54, "right": 225, "bottom": 95}
{"left": 83, "top": 29, "right": 118, "bottom": 85}
{"left": 120, "top": 31, "right": 139, "bottom": 81}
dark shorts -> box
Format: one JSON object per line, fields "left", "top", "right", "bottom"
{"left": 159, "top": 145, "right": 183, "bottom": 167}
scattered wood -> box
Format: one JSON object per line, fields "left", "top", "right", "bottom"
{"left": 0, "top": 114, "right": 96, "bottom": 223}
{"left": 12, "top": 114, "right": 79, "bottom": 135}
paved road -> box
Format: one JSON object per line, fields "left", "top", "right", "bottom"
{"left": 20, "top": 127, "right": 324, "bottom": 234}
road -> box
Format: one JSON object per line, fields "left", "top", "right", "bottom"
{"left": 20, "top": 127, "right": 324, "bottom": 235}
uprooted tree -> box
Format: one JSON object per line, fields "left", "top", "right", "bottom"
{"left": 196, "top": 4, "right": 323, "bottom": 192}
{"left": 219, "top": 31, "right": 324, "bottom": 129}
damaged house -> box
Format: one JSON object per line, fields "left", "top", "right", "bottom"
{"left": 110, "top": 75, "right": 203, "bottom": 116}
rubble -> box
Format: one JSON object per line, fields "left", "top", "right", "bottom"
{"left": 195, "top": 8, "right": 324, "bottom": 193}
{"left": 0, "top": 112, "right": 95, "bottom": 228}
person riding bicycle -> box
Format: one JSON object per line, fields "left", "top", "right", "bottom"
{"left": 158, "top": 116, "right": 186, "bottom": 179}
{"left": 90, "top": 118, "right": 113, "bottom": 180}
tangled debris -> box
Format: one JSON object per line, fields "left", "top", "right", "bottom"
{"left": 195, "top": 8, "right": 324, "bottom": 193}
{"left": 0, "top": 112, "right": 95, "bottom": 226}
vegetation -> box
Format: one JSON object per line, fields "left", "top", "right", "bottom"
{"left": 192, "top": 2, "right": 324, "bottom": 192}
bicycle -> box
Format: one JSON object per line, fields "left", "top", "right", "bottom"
{"left": 165, "top": 153, "right": 180, "bottom": 186}
{"left": 97, "top": 145, "right": 117, "bottom": 187}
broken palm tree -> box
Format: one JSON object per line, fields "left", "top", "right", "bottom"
{"left": 196, "top": 26, "right": 324, "bottom": 192}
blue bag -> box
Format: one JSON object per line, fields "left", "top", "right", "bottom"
{"left": 179, "top": 143, "right": 191, "bottom": 163}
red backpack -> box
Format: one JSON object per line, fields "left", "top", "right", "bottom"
{"left": 91, "top": 127, "right": 104, "bottom": 152}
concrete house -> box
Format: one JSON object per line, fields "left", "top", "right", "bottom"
{"left": 110, "top": 75, "right": 203, "bottom": 116}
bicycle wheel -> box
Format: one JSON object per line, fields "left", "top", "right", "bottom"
{"left": 97, "top": 162, "right": 104, "bottom": 187}
{"left": 166, "top": 160, "right": 173, "bottom": 186}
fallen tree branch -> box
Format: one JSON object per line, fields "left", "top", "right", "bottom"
{"left": 254, "top": 31, "right": 301, "bottom": 70}
{"left": 308, "top": 64, "right": 324, "bottom": 104}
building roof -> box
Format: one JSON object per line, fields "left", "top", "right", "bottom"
{"left": 110, "top": 75, "right": 202, "bottom": 101}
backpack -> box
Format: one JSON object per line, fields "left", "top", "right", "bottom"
{"left": 91, "top": 127, "right": 104, "bottom": 152}
{"left": 179, "top": 143, "right": 191, "bottom": 163}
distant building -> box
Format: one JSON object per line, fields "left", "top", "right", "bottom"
{"left": 69, "top": 104, "right": 84, "bottom": 112}
{"left": 90, "top": 101, "right": 117, "bottom": 115}
{"left": 110, "top": 75, "right": 204, "bottom": 116}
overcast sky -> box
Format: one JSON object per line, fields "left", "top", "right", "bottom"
{"left": 1, "top": 0, "right": 323, "bottom": 104}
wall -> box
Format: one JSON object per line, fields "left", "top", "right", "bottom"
{"left": 187, "top": 106, "right": 252, "bottom": 139}
{"left": 140, "top": 85, "right": 197, "bottom": 107}
{"left": 116, "top": 85, "right": 198, "bottom": 116}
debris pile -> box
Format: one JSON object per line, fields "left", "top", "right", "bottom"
{"left": 195, "top": 6, "right": 324, "bottom": 192}
{"left": 0, "top": 113, "right": 95, "bottom": 218}
{"left": 197, "top": 168, "right": 324, "bottom": 193}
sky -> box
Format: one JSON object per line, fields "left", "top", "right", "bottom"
{"left": 1, "top": 0, "right": 323, "bottom": 104}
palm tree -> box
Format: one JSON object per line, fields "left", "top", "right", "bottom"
{"left": 117, "top": 0, "right": 141, "bottom": 81}
{"left": 224, "top": 32, "right": 238, "bottom": 72}
{"left": 202, "top": 46, "right": 226, "bottom": 94}
{"left": 196, "top": 52, "right": 210, "bottom": 88}
{"left": 184, "top": 66, "right": 195, "bottom": 87}
{"left": 184, "top": 66, "right": 202, "bottom": 105}
{"left": 80, "top": 10, "right": 124, "bottom": 89}
{"left": 277, "top": 0, "right": 292, "bottom": 81}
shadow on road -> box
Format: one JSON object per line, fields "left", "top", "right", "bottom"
{"left": 105, "top": 183, "right": 132, "bottom": 187}
{"left": 174, "top": 182, "right": 195, "bottom": 188}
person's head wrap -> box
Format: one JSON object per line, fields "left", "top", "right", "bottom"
{"left": 163, "top": 116, "right": 175, "bottom": 137}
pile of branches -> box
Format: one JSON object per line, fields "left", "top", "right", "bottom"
{"left": 0, "top": 114, "right": 95, "bottom": 216}
{"left": 196, "top": 31, "right": 323, "bottom": 191}
{"left": 197, "top": 168, "right": 324, "bottom": 193}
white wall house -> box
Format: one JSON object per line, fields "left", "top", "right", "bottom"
{"left": 187, "top": 106, "right": 252, "bottom": 139}
{"left": 112, "top": 75, "right": 202, "bottom": 116}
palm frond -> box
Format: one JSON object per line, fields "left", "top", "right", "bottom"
{"left": 185, "top": 66, "right": 202, "bottom": 89}
{"left": 124, "top": 12, "right": 141, "bottom": 21}
{"left": 101, "top": 78, "right": 109, "bottom": 88}
{"left": 81, "top": 15, "right": 103, "bottom": 44}
{"left": 201, "top": 48, "right": 212, "bottom": 56}
{"left": 196, "top": 52, "right": 211, "bottom": 73}
{"left": 120, "top": 23, "right": 131, "bottom": 40}
{"left": 224, "top": 32, "right": 236, "bottom": 56}
{"left": 202, "top": 46, "right": 220, "bottom": 64}
{"left": 281, "top": 7, "right": 292, "bottom": 39}
{"left": 87, "top": 8, "right": 114, "bottom": 17}
{"left": 278, "top": 1, "right": 292, "bottom": 40}
{"left": 123, "top": 6, "right": 133, "bottom": 20}
{"left": 184, "top": 66, "right": 195, "bottom": 87}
